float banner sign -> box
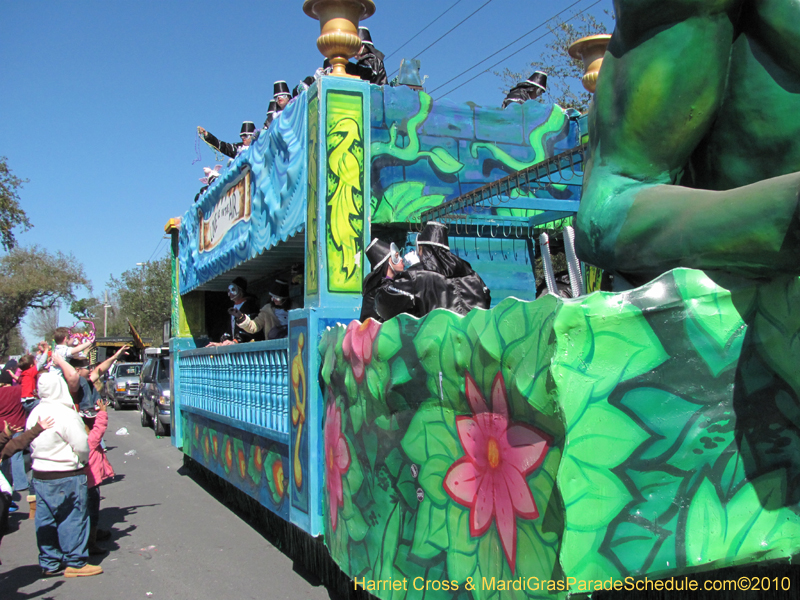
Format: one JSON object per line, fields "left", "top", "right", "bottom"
{"left": 198, "top": 170, "right": 251, "bottom": 253}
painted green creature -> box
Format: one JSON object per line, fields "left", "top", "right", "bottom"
{"left": 577, "top": 0, "right": 800, "bottom": 507}
{"left": 576, "top": 0, "right": 800, "bottom": 284}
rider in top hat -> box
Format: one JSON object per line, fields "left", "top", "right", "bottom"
{"left": 415, "top": 221, "right": 491, "bottom": 314}
{"left": 273, "top": 81, "right": 292, "bottom": 113}
{"left": 502, "top": 71, "right": 547, "bottom": 109}
{"left": 346, "top": 27, "right": 388, "bottom": 86}
{"left": 263, "top": 100, "right": 277, "bottom": 129}
{"left": 360, "top": 238, "right": 405, "bottom": 322}
{"left": 197, "top": 121, "right": 257, "bottom": 159}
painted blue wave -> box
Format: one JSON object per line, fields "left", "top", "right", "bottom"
{"left": 180, "top": 93, "right": 308, "bottom": 293}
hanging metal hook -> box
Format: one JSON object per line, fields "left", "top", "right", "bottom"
{"left": 560, "top": 152, "right": 575, "bottom": 181}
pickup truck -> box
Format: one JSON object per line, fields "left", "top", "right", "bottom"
{"left": 105, "top": 362, "right": 143, "bottom": 410}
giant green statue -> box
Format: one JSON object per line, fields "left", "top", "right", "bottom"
{"left": 576, "top": 0, "right": 800, "bottom": 284}
{"left": 576, "top": 0, "right": 800, "bottom": 508}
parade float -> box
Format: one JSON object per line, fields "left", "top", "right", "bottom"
{"left": 166, "top": 1, "right": 800, "bottom": 597}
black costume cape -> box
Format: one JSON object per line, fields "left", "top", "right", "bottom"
{"left": 360, "top": 270, "right": 392, "bottom": 322}
{"left": 419, "top": 247, "right": 491, "bottom": 314}
{"left": 503, "top": 82, "right": 542, "bottom": 108}
{"left": 202, "top": 131, "right": 245, "bottom": 159}
{"left": 374, "top": 266, "right": 451, "bottom": 322}
{"left": 346, "top": 47, "right": 388, "bottom": 86}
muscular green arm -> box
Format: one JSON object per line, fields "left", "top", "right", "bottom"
{"left": 576, "top": 0, "right": 800, "bottom": 282}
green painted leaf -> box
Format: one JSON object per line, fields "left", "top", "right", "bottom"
{"left": 366, "top": 364, "right": 385, "bottom": 404}
{"left": 625, "top": 469, "right": 684, "bottom": 522}
{"left": 385, "top": 447, "right": 403, "bottom": 479}
{"left": 401, "top": 401, "right": 459, "bottom": 465}
{"left": 666, "top": 404, "right": 735, "bottom": 474}
{"left": 349, "top": 402, "right": 363, "bottom": 435}
{"left": 620, "top": 387, "right": 702, "bottom": 461}
{"left": 559, "top": 456, "right": 632, "bottom": 531}
{"left": 553, "top": 294, "right": 669, "bottom": 426}
{"left": 445, "top": 503, "right": 478, "bottom": 583}
{"left": 411, "top": 498, "right": 448, "bottom": 559}
{"left": 390, "top": 356, "right": 413, "bottom": 386}
{"left": 567, "top": 403, "right": 648, "bottom": 469}
{"left": 378, "top": 504, "right": 401, "bottom": 581}
{"left": 722, "top": 469, "right": 800, "bottom": 560}
{"left": 685, "top": 477, "right": 726, "bottom": 567}
{"left": 674, "top": 269, "right": 746, "bottom": 377}
{"left": 345, "top": 439, "right": 364, "bottom": 495}
{"left": 375, "top": 318, "right": 402, "bottom": 361}
{"left": 608, "top": 519, "right": 663, "bottom": 575}
{"left": 373, "top": 181, "right": 445, "bottom": 223}
{"left": 342, "top": 490, "right": 369, "bottom": 542}
{"left": 428, "top": 146, "right": 464, "bottom": 175}
{"left": 419, "top": 454, "right": 451, "bottom": 507}
{"left": 559, "top": 529, "right": 621, "bottom": 583}
{"left": 515, "top": 519, "right": 559, "bottom": 585}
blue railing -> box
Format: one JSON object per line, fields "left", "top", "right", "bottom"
{"left": 176, "top": 339, "right": 290, "bottom": 437}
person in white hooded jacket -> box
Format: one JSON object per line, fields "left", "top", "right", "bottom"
{"left": 26, "top": 355, "right": 102, "bottom": 578}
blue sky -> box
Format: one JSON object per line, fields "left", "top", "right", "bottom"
{"left": 0, "top": 0, "right": 611, "bottom": 344}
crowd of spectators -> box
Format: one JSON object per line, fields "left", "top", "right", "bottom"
{"left": 0, "top": 332, "right": 129, "bottom": 576}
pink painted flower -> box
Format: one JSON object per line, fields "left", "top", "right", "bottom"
{"left": 342, "top": 318, "right": 381, "bottom": 383}
{"left": 443, "top": 372, "right": 551, "bottom": 572}
{"left": 324, "top": 400, "right": 351, "bottom": 532}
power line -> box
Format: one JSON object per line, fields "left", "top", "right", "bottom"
{"left": 435, "top": 0, "right": 603, "bottom": 100}
{"left": 389, "top": 0, "right": 497, "bottom": 78}
{"left": 145, "top": 235, "right": 168, "bottom": 265}
{"left": 385, "top": 0, "right": 466, "bottom": 60}
{"left": 428, "top": 0, "right": 587, "bottom": 95}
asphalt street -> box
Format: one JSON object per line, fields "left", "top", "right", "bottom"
{"left": 0, "top": 408, "right": 338, "bottom": 600}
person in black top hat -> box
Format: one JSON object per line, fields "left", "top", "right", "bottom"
{"left": 346, "top": 27, "right": 388, "bottom": 86}
{"left": 274, "top": 81, "right": 292, "bottom": 113}
{"left": 502, "top": 71, "right": 547, "bottom": 109}
{"left": 415, "top": 222, "right": 491, "bottom": 314}
{"left": 293, "top": 76, "right": 316, "bottom": 98}
{"left": 263, "top": 100, "right": 278, "bottom": 129}
{"left": 197, "top": 121, "right": 257, "bottom": 159}
{"left": 360, "top": 238, "right": 406, "bottom": 322}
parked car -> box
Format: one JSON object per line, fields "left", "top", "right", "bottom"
{"left": 104, "top": 362, "right": 143, "bottom": 410}
{"left": 139, "top": 347, "right": 171, "bottom": 437}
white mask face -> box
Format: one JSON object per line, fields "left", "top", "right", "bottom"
{"left": 228, "top": 284, "right": 242, "bottom": 301}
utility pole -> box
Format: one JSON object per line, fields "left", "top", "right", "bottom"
{"left": 103, "top": 290, "right": 111, "bottom": 337}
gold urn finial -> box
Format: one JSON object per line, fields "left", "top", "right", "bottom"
{"left": 568, "top": 34, "right": 612, "bottom": 93}
{"left": 303, "top": 0, "right": 376, "bottom": 78}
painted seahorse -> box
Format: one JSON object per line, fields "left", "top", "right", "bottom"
{"left": 470, "top": 104, "right": 568, "bottom": 171}
{"left": 371, "top": 92, "right": 463, "bottom": 175}
{"left": 291, "top": 333, "right": 306, "bottom": 490}
{"left": 328, "top": 117, "right": 362, "bottom": 279}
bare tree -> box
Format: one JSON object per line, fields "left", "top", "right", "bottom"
{"left": 495, "top": 11, "right": 613, "bottom": 111}
{"left": 29, "top": 305, "right": 61, "bottom": 342}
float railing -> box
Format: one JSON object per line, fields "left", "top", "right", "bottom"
{"left": 176, "top": 339, "right": 290, "bottom": 442}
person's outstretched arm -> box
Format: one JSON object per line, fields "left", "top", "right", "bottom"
{"left": 89, "top": 345, "right": 130, "bottom": 384}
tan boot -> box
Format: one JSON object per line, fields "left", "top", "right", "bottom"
{"left": 27, "top": 495, "right": 36, "bottom": 520}
{"left": 64, "top": 564, "right": 103, "bottom": 577}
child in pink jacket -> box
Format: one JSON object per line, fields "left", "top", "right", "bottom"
{"left": 82, "top": 398, "right": 115, "bottom": 555}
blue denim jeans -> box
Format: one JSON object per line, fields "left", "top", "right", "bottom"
{"left": 10, "top": 431, "right": 28, "bottom": 492}
{"left": 33, "top": 473, "right": 89, "bottom": 570}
